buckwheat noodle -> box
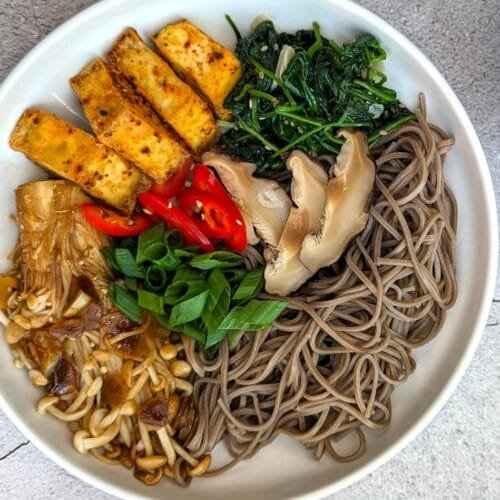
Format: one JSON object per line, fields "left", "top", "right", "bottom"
{"left": 185, "top": 95, "right": 457, "bottom": 474}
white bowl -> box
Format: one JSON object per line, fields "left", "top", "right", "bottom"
{"left": 0, "top": 0, "right": 497, "bottom": 498}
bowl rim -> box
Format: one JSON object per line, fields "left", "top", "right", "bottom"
{"left": 0, "top": 0, "right": 497, "bottom": 498}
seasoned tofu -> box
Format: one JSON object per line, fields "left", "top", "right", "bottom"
{"left": 10, "top": 109, "right": 141, "bottom": 213}
{"left": 108, "top": 28, "right": 219, "bottom": 154}
{"left": 71, "top": 58, "right": 190, "bottom": 183}
{"left": 152, "top": 20, "right": 242, "bottom": 120}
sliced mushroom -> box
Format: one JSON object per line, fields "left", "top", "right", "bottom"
{"left": 138, "top": 396, "right": 169, "bottom": 428}
{"left": 46, "top": 354, "right": 78, "bottom": 397}
{"left": 300, "top": 130, "right": 375, "bottom": 272}
{"left": 202, "top": 152, "right": 291, "bottom": 248}
{"left": 102, "top": 372, "right": 129, "bottom": 408}
{"left": 265, "top": 151, "right": 328, "bottom": 295}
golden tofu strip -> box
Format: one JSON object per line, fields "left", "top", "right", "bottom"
{"left": 10, "top": 109, "right": 141, "bottom": 213}
{"left": 108, "top": 28, "right": 219, "bottom": 155}
{"left": 71, "top": 58, "right": 191, "bottom": 183}
{"left": 152, "top": 20, "right": 242, "bottom": 120}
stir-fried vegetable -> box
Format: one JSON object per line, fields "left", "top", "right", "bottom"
{"left": 102, "top": 224, "right": 287, "bottom": 352}
{"left": 221, "top": 18, "right": 415, "bottom": 173}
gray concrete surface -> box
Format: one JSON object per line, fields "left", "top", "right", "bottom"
{"left": 0, "top": 0, "right": 498, "bottom": 498}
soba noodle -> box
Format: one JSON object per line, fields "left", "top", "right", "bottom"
{"left": 184, "top": 96, "right": 457, "bottom": 474}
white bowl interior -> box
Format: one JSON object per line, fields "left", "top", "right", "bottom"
{"left": 0, "top": 0, "right": 496, "bottom": 499}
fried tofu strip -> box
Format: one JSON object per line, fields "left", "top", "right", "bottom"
{"left": 109, "top": 28, "right": 219, "bottom": 154}
{"left": 71, "top": 58, "right": 190, "bottom": 183}
{"left": 10, "top": 109, "right": 141, "bottom": 213}
{"left": 152, "top": 20, "right": 243, "bottom": 120}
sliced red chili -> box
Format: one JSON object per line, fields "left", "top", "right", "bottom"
{"left": 149, "top": 157, "right": 193, "bottom": 199}
{"left": 138, "top": 192, "right": 214, "bottom": 253}
{"left": 81, "top": 203, "right": 153, "bottom": 237}
{"left": 227, "top": 225, "right": 247, "bottom": 253}
{"left": 192, "top": 164, "right": 241, "bottom": 215}
{"left": 178, "top": 189, "right": 233, "bottom": 240}
{"left": 192, "top": 164, "right": 247, "bottom": 252}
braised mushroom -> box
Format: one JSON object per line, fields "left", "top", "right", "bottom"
{"left": 300, "top": 130, "right": 375, "bottom": 272}
{"left": 46, "top": 355, "right": 78, "bottom": 396}
{"left": 202, "top": 152, "right": 291, "bottom": 247}
{"left": 138, "top": 397, "right": 169, "bottom": 428}
{"left": 265, "top": 151, "right": 328, "bottom": 295}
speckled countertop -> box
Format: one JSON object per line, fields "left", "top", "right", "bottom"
{"left": 0, "top": 1, "right": 498, "bottom": 498}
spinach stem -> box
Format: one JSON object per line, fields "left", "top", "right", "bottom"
{"left": 271, "top": 123, "right": 333, "bottom": 157}
{"left": 225, "top": 14, "right": 241, "bottom": 40}
{"left": 323, "top": 129, "right": 344, "bottom": 145}
{"left": 237, "top": 118, "right": 279, "bottom": 151}
{"left": 235, "top": 83, "right": 279, "bottom": 105}
{"left": 307, "top": 21, "right": 323, "bottom": 57}
{"left": 275, "top": 110, "right": 324, "bottom": 127}
{"left": 368, "top": 113, "right": 416, "bottom": 147}
{"left": 353, "top": 79, "right": 397, "bottom": 102}
{"left": 251, "top": 58, "right": 297, "bottom": 106}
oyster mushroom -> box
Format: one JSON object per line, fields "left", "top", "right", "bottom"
{"left": 202, "top": 152, "right": 291, "bottom": 247}
{"left": 300, "top": 130, "right": 375, "bottom": 272}
{"left": 265, "top": 151, "right": 328, "bottom": 295}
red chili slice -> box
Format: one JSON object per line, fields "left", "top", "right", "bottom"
{"left": 138, "top": 192, "right": 214, "bottom": 253}
{"left": 227, "top": 226, "right": 248, "bottom": 253}
{"left": 178, "top": 189, "right": 234, "bottom": 240}
{"left": 149, "top": 157, "right": 193, "bottom": 199}
{"left": 192, "top": 164, "right": 247, "bottom": 252}
{"left": 81, "top": 203, "right": 153, "bottom": 237}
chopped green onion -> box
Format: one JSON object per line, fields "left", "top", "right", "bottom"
{"left": 145, "top": 265, "right": 167, "bottom": 291}
{"left": 115, "top": 248, "right": 145, "bottom": 278}
{"left": 202, "top": 268, "right": 231, "bottom": 334}
{"left": 169, "top": 290, "right": 210, "bottom": 328}
{"left": 108, "top": 282, "right": 141, "bottom": 322}
{"left": 190, "top": 251, "right": 244, "bottom": 270}
{"left": 217, "top": 299, "right": 288, "bottom": 332}
{"left": 137, "top": 224, "right": 165, "bottom": 263}
{"left": 137, "top": 289, "right": 164, "bottom": 314}
{"left": 233, "top": 267, "right": 265, "bottom": 300}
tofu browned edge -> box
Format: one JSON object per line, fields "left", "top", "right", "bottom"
{"left": 108, "top": 27, "right": 220, "bottom": 155}
{"left": 152, "top": 20, "right": 243, "bottom": 120}
{"left": 70, "top": 58, "right": 191, "bottom": 183}
{"left": 9, "top": 109, "right": 142, "bottom": 213}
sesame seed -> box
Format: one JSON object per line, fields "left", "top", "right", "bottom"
{"left": 168, "top": 201, "right": 173, "bottom": 209}
{"left": 236, "top": 219, "right": 243, "bottom": 226}
{"left": 195, "top": 200, "right": 203, "bottom": 209}
{"left": 261, "top": 45, "right": 268, "bottom": 52}
{"left": 143, "top": 208, "right": 153, "bottom": 215}
{"left": 380, "top": 130, "right": 388, "bottom": 136}
{"left": 273, "top": 43, "right": 279, "bottom": 51}
{"left": 258, "top": 71, "right": 264, "bottom": 79}
{"left": 249, "top": 100, "right": 253, "bottom": 109}
{"left": 184, "top": 180, "right": 192, "bottom": 188}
